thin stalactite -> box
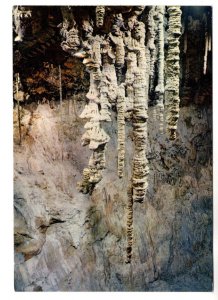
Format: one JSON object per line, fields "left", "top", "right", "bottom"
{"left": 126, "top": 184, "right": 133, "bottom": 264}
{"left": 148, "top": 6, "right": 158, "bottom": 95}
{"left": 203, "top": 32, "right": 209, "bottom": 75}
{"left": 16, "top": 73, "right": 22, "bottom": 145}
{"left": 117, "top": 84, "right": 126, "bottom": 178}
{"left": 154, "top": 6, "right": 165, "bottom": 134}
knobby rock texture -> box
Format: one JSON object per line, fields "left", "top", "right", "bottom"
{"left": 13, "top": 6, "right": 212, "bottom": 291}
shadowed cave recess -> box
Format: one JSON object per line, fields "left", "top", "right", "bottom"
{"left": 13, "top": 5, "right": 212, "bottom": 291}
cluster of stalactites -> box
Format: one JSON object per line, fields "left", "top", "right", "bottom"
{"left": 13, "top": 6, "right": 31, "bottom": 42}
{"left": 58, "top": 15, "right": 113, "bottom": 193}
{"left": 78, "top": 38, "right": 112, "bottom": 193}
{"left": 165, "top": 6, "right": 182, "bottom": 140}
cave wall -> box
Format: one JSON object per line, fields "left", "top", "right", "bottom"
{"left": 13, "top": 6, "right": 212, "bottom": 291}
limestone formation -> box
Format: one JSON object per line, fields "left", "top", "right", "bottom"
{"left": 154, "top": 6, "right": 165, "bottom": 133}
{"left": 58, "top": 4, "right": 183, "bottom": 261}
{"left": 13, "top": 6, "right": 31, "bottom": 42}
{"left": 132, "top": 69, "right": 149, "bottom": 202}
{"left": 203, "top": 32, "right": 210, "bottom": 75}
{"left": 59, "top": 19, "right": 80, "bottom": 54}
{"left": 109, "top": 14, "right": 125, "bottom": 83}
{"left": 77, "top": 168, "right": 91, "bottom": 194}
{"left": 100, "top": 38, "right": 117, "bottom": 112}
{"left": 96, "top": 6, "right": 105, "bottom": 28}
{"left": 126, "top": 185, "right": 133, "bottom": 264}
{"left": 125, "top": 52, "right": 137, "bottom": 118}
{"left": 117, "top": 84, "right": 126, "bottom": 178}
{"left": 148, "top": 6, "right": 158, "bottom": 94}
{"left": 82, "top": 120, "right": 110, "bottom": 150}
{"left": 165, "top": 6, "right": 182, "bottom": 140}
{"left": 13, "top": 6, "right": 213, "bottom": 291}
{"left": 129, "top": 20, "right": 149, "bottom": 202}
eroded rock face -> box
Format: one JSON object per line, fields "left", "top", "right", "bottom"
{"left": 14, "top": 100, "right": 212, "bottom": 291}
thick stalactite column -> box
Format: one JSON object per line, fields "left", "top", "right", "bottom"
{"left": 130, "top": 21, "right": 149, "bottom": 203}
{"left": 165, "top": 6, "right": 182, "bottom": 140}
{"left": 132, "top": 70, "right": 149, "bottom": 202}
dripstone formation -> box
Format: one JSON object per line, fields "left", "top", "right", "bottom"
{"left": 58, "top": 5, "right": 182, "bottom": 262}
{"left": 13, "top": 7, "right": 212, "bottom": 290}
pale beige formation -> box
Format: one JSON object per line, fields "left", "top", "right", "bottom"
{"left": 154, "top": 6, "right": 165, "bottom": 133}
{"left": 58, "top": 5, "right": 183, "bottom": 263}
{"left": 117, "top": 84, "right": 126, "bottom": 178}
{"left": 126, "top": 184, "right": 133, "bottom": 264}
{"left": 165, "top": 6, "right": 182, "bottom": 140}
{"left": 96, "top": 6, "right": 105, "bottom": 28}
{"left": 13, "top": 6, "right": 32, "bottom": 42}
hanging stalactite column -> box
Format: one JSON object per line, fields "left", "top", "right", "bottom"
{"left": 131, "top": 20, "right": 149, "bottom": 203}
{"left": 165, "top": 6, "right": 182, "bottom": 140}
{"left": 117, "top": 84, "right": 126, "bottom": 178}
{"left": 15, "top": 73, "right": 22, "bottom": 145}
{"left": 154, "top": 6, "right": 165, "bottom": 133}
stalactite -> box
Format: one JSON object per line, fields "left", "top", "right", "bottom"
{"left": 58, "top": 65, "right": 62, "bottom": 110}
{"left": 15, "top": 73, "right": 22, "bottom": 145}
{"left": 100, "top": 38, "right": 117, "bottom": 107}
{"left": 128, "top": 19, "right": 149, "bottom": 202}
{"left": 203, "top": 32, "right": 209, "bottom": 75}
{"left": 59, "top": 19, "right": 80, "bottom": 54}
{"left": 109, "top": 14, "right": 125, "bottom": 84}
{"left": 132, "top": 70, "right": 149, "bottom": 202}
{"left": 133, "top": 6, "right": 145, "bottom": 16}
{"left": 148, "top": 6, "right": 158, "bottom": 94}
{"left": 77, "top": 168, "right": 92, "bottom": 194}
{"left": 82, "top": 120, "right": 110, "bottom": 150}
{"left": 96, "top": 6, "right": 105, "bottom": 28}
{"left": 165, "top": 6, "right": 182, "bottom": 140}
{"left": 126, "top": 184, "right": 133, "bottom": 264}
{"left": 81, "top": 19, "right": 94, "bottom": 54}
{"left": 208, "top": 34, "right": 212, "bottom": 52}
{"left": 64, "top": 18, "right": 112, "bottom": 194}
{"left": 154, "top": 6, "right": 165, "bottom": 133}
{"left": 125, "top": 52, "right": 137, "bottom": 118}
{"left": 117, "top": 84, "right": 126, "bottom": 178}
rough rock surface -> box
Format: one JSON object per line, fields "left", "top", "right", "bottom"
{"left": 14, "top": 99, "right": 212, "bottom": 291}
